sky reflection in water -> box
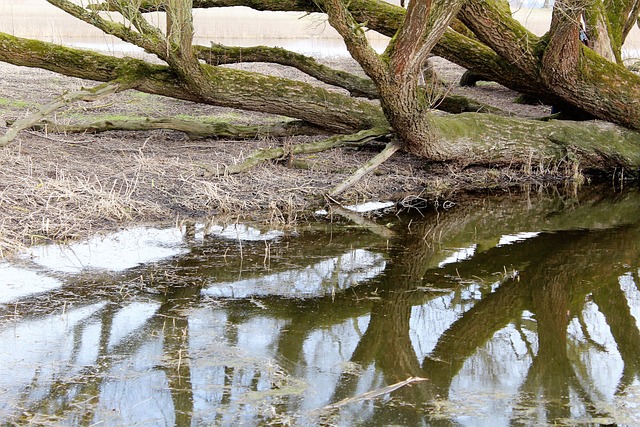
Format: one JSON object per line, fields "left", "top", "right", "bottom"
{"left": 1, "top": 188, "right": 640, "bottom": 426}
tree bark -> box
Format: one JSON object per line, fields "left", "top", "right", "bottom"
{"left": 21, "top": 117, "right": 325, "bottom": 139}
{"left": 182, "top": 0, "right": 640, "bottom": 131}
{"left": 0, "top": 32, "right": 387, "bottom": 134}
{"left": 2, "top": 32, "right": 640, "bottom": 171}
{"left": 194, "top": 44, "right": 378, "bottom": 99}
{"left": 4, "top": 0, "right": 640, "bottom": 173}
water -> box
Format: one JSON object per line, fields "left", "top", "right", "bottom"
{"left": 1, "top": 186, "right": 640, "bottom": 425}
{"left": 3, "top": 2, "right": 638, "bottom": 59}
{"left": 0, "top": 3, "right": 390, "bottom": 58}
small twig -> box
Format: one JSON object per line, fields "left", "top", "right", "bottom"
{"left": 22, "top": 130, "right": 93, "bottom": 145}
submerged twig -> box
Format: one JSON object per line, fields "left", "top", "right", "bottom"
{"left": 322, "top": 376, "right": 428, "bottom": 410}
{"left": 324, "top": 195, "right": 397, "bottom": 240}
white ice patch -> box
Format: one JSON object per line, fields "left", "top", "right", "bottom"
{"left": 344, "top": 201, "right": 395, "bottom": 213}
{"left": 315, "top": 201, "right": 395, "bottom": 215}
{"left": 497, "top": 232, "right": 540, "bottom": 246}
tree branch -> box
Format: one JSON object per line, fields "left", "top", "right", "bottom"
{"left": 0, "top": 81, "right": 128, "bottom": 147}
{"left": 221, "top": 127, "right": 391, "bottom": 174}
{"left": 194, "top": 44, "right": 378, "bottom": 99}
{"left": 328, "top": 141, "right": 400, "bottom": 197}
{"left": 322, "top": 0, "right": 388, "bottom": 83}
{"left": 166, "top": 0, "right": 196, "bottom": 60}
{"left": 0, "top": 32, "right": 388, "bottom": 134}
{"left": 47, "top": 0, "right": 168, "bottom": 57}
{"left": 458, "top": 0, "right": 541, "bottom": 78}
{"left": 107, "top": 0, "right": 167, "bottom": 42}
{"left": 622, "top": 0, "right": 640, "bottom": 41}
{"left": 22, "top": 117, "right": 325, "bottom": 139}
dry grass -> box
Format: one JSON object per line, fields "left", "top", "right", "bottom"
{"left": 0, "top": 54, "right": 589, "bottom": 256}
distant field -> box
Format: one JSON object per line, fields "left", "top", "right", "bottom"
{"left": 0, "top": 1, "right": 638, "bottom": 58}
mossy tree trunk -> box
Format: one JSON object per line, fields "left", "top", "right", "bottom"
{"left": 583, "top": 0, "right": 640, "bottom": 62}
{"left": 181, "top": 0, "right": 640, "bottom": 131}
{"left": 1, "top": 0, "right": 640, "bottom": 172}
{"left": 322, "top": 0, "right": 466, "bottom": 159}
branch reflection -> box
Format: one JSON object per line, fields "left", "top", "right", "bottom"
{"left": 1, "top": 187, "right": 639, "bottom": 425}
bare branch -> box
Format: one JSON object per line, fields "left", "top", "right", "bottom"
{"left": 328, "top": 141, "right": 400, "bottom": 197}
{"left": 322, "top": 0, "right": 388, "bottom": 83}
{"left": 105, "top": 0, "right": 167, "bottom": 43}
{"left": 47, "top": 0, "right": 168, "bottom": 58}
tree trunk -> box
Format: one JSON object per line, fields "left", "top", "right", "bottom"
{"left": 3, "top": 0, "right": 640, "bottom": 173}
{"left": 2, "top": 32, "right": 640, "bottom": 171}
{"left": 583, "top": 5, "right": 618, "bottom": 62}
{"left": 0, "top": 32, "right": 387, "bottom": 134}
{"left": 191, "top": 0, "right": 640, "bottom": 131}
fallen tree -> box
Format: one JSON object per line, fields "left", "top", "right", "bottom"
{"left": 97, "top": 0, "right": 639, "bottom": 127}
{"left": 0, "top": 0, "right": 639, "bottom": 183}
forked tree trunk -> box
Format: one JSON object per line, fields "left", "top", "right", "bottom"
{"left": 323, "top": 0, "right": 466, "bottom": 158}
{"left": 584, "top": 6, "right": 618, "bottom": 62}
{"left": 2, "top": 2, "right": 640, "bottom": 173}
{"left": 183, "top": 0, "right": 640, "bottom": 131}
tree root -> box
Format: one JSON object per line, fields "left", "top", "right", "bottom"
{"left": 0, "top": 81, "right": 128, "bottom": 147}
{"left": 21, "top": 117, "right": 325, "bottom": 140}
{"left": 216, "top": 127, "right": 391, "bottom": 175}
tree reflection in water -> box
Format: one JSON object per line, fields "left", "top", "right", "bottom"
{"left": 1, "top": 187, "right": 640, "bottom": 426}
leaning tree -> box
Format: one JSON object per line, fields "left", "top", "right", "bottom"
{"left": 1, "top": 0, "right": 640, "bottom": 179}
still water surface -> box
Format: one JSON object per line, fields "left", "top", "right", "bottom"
{"left": 1, "top": 186, "right": 640, "bottom": 426}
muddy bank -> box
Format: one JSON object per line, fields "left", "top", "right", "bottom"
{"left": 0, "top": 57, "right": 570, "bottom": 254}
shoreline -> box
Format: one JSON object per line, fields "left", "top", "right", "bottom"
{"left": 0, "top": 56, "right": 574, "bottom": 256}
{"left": 1, "top": 6, "right": 638, "bottom": 255}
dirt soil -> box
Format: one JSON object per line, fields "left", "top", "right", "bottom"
{"left": 0, "top": 56, "right": 553, "bottom": 254}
